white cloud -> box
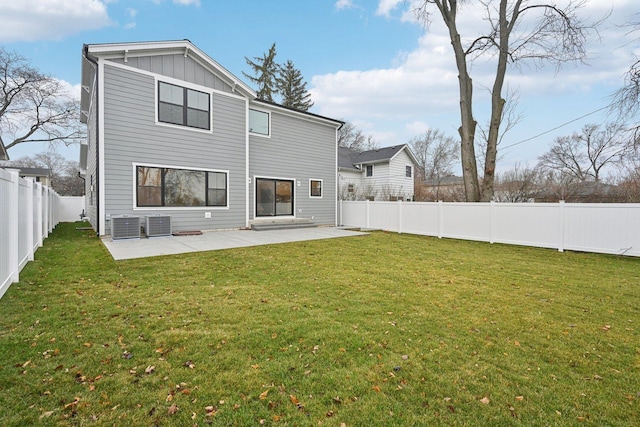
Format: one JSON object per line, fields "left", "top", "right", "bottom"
{"left": 375, "top": 0, "right": 403, "bottom": 17}
{"left": 335, "top": 0, "right": 356, "bottom": 10}
{"left": 173, "top": 0, "right": 200, "bottom": 5}
{"left": 312, "top": 1, "right": 640, "bottom": 150}
{"left": 0, "top": 0, "right": 112, "bottom": 42}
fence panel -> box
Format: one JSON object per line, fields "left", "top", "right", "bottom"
{"left": 0, "top": 171, "right": 62, "bottom": 299}
{"left": 0, "top": 169, "right": 17, "bottom": 297}
{"left": 402, "top": 202, "right": 440, "bottom": 236}
{"left": 493, "top": 203, "right": 560, "bottom": 249}
{"left": 564, "top": 204, "right": 640, "bottom": 256}
{"left": 441, "top": 203, "right": 492, "bottom": 242}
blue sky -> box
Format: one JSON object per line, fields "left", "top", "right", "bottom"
{"left": 1, "top": 0, "right": 638, "bottom": 176}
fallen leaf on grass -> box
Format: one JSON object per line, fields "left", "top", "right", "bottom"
{"left": 40, "top": 411, "right": 54, "bottom": 419}
{"left": 479, "top": 396, "right": 490, "bottom": 404}
{"left": 183, "top": 360, "right": 195, "bottom": 369}
{"left": 602, "top": 325, "right": 611, "bottom": 331}
{"left": 145, "top": 365, "right": 155, "bottom": 374}
{"left": 515, "top": 396, "right": 524, "bottom": 401}
{"left": 121, "top": 351, "right": 133, "bottom": 359}
{"left": 168, "top": 403, "right": 178, "bottom": 415}
{"left": 259, "top": 390, "right": 269, "bottom": 400}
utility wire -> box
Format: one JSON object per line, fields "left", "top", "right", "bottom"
{"left": 500, "top": 104, "right": 611, "bottom": 150}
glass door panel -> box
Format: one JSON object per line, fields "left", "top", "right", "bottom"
{"left": 256, "top": 178, "right": 294, "bottom": 217}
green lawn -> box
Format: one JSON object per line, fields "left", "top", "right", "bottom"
{"left": 0, "top": 223, "right": 639, "bottom": 426}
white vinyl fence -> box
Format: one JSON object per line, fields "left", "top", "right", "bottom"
{"left": 1, "top": 168, "right": 63, "bottom": 299}
{"left": 340, "top": 200, "right": 640, "bottom": 257}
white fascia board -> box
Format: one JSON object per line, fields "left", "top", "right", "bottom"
{"left": 86, "top": 40, "right": 256, "bottom": 99}
{"left": 251, "top": 100, "right": 343, "bottom": 129}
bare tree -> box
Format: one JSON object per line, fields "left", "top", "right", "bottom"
{"left": 337, "top": 119, "right": 379, "bottom": 152}
{"left": 611, "top": 14, "right": 640, "bottom": 137}
{"left": 0, "top": 47, "right": 84, "bottom": 155}
{"left": 415, "top": 1, "right": 595, "bottom": 201}
{"left": 408, "top": 128, "right": 459, "bottom": 182}
{"left": 537, "top": 123, "right": 632, "bottom": 183}
{"left": 9, "top": 151, "right": 83, "bottom": 195}
{"left": 494, "top": 163, "right": 539, "bottom": 202}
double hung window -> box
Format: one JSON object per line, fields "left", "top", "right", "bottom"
{"left": 158, "top": 82, "right": 210, "bottom": 130}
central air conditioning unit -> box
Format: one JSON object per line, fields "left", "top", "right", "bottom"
{"left": 110, "top": 215, "right": 140, "bottom": 240}
{"left": 146, "top": 215, "right": 172, "bottom": 237}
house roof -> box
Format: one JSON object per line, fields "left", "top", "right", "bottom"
{"left": 339, "top": 144, "right": 419, "bottom": 172}
{"left": 338, "top": 147, "right": 361, "bottom": 171}
{"left": 252, "top": 99, "right": 343, "bottom": 129}
{"left": 17, "top": 167, "right": 51, "bottom": 177}
{"left": 350, "top": 144, "right": 418, "bottom": 166}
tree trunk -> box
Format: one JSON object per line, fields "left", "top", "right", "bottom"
{"left": 439, "top": 2, "right": 480, "bottom": 201}
{"left": 480, "top": 1, "right": 513, "bottom": 201}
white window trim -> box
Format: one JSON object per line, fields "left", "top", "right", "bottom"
{"left": 155, "top": 77, "right": 213, "bottom": 134}
{"left": 309, "top": 178, "right": 323, "bottom": 199}
{"left": 252, "top": 175, "right": 296, "bottom": 220}
{"left": 132, "top": 162, "right": 229, "bottom": 210}
{"left": 365, "top": 164, "right": 374, "bottom": 178}
{"left": 406, "top": 165, "right": 412, "bottom": 178}
{"left": 248, "top": 108, "right": 271, "bottom": 138}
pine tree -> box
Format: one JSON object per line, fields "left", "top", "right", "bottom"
{"left": 243, "top": 43, "right": 278, "bottom": 102}
{"left": 276, "top": 59, "right": 314, "bottom": 111}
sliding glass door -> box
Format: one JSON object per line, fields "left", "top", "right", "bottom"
{"left": 256, "top": 178, "right": 294, "bottom": 217}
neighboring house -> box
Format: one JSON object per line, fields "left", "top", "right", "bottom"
{"left": 416, "top": 175, "right": 465, "bottom": 202}
{"left": 0, "top": 136, "right": 8, "bottom": 161}
{"left": 16, "top": 168, "right": 51, "bottom": 187}
{"left": 338, "top": 145, "right": 417, "bottom": 201}
{"left": 80, "top": 40, "right": 342, "bottom": 236}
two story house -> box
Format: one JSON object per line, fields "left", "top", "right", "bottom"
{"left": 80, "top": 40, "right": 342, "bottom": 236}
{"left": 338, "top": 145, "right": 417, "bottom": 201}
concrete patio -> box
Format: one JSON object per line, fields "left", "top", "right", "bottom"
{"left": 102, "top": 227, "right": 368, "bottom": 260}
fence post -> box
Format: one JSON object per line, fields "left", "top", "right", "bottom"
{"left": 35, "top": 182, "right": 43, "bottom": 249}
{"left": 25, "top": 179, "right": 34, "bottom": 262}
{"left": 339, "top": 199, "right": 343, "bottom": 227}
{"left": 365, "top": 199, "right": 370, "bottom": 229}
{"left": 490, "top": 201, "right": 495, "bottom": 244}
{"left": 7, "top": 169, "right": 20, "bottom": 284}
{"left": 558, "top": 201, "right": 565, "bottom": 253}
{"left": 397, "top": 199, "right": 403, "bottom": 234}
{"left": 438, "top": 200, "right": 443, "bottom": 239}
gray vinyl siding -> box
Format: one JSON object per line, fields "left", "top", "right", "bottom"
{"left": 108, "top": 54, "right": 235, "bottom": 95}
{"left": 249, "top": 109, "right": 337, "bottom": 225}
{"left": 101, "top": 62, "right": 246, "bottom": 233}
{"left": 85, "top": 82, "right": 98, "bottom": 231}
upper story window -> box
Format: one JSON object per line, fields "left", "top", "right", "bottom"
{"left": 249, "top": 109, "right": 270, "bottom": 136}
{"left": 406, "top": 165, "right": 412, "bottom": 178}
{"left": 158, "top": 81, "right": 210, "bottom": 130}
{"left": 365, "top": 165, "right": 373, "bottom": 177}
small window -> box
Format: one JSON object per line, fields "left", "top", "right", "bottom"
{"left": 310, "top": 179, "right": 322, "bottom": 198}
{"left": 158, "top": 81, "right": 210, "bottom": 130}
{"left": 406, "top": 165, "right": 412, "bottom": 178}
{"left": 347, "top": 183, "right": 354, "bottom": 193}
{"left": 249, "top": 109, "right": 270, "bottom": 136}
{"left": 365, "top": 165, "right": 373, "bottom": 177}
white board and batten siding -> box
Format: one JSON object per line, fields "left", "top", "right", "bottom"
{"left": 249, "top": 109, "right": 337, "bottom": 225}
{"left": 100, "top": 57, "right": 247, "bottom": 233}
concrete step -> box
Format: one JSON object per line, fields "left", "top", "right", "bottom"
{"left": 251, "top": 219, "right": 316, "bottom": 231}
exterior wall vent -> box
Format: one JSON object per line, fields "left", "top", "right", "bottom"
{"left": 146, "top": 215, "right": 172, "bottom": 237}
{"left": 110, "top": 215, "right": 140, "bottom": 240}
